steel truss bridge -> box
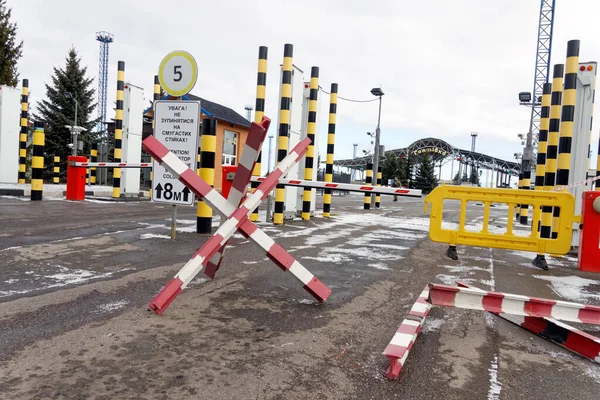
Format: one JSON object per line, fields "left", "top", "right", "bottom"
{"left": 334, "top": 138, "right": 521, "bottom": 177}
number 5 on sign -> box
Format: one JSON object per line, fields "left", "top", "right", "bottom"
{"left": 158, "top": 50, "right": 198, "bottom": 97}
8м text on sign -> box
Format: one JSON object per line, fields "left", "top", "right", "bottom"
{"left": 152, "top": 100, "right": 200, "bottom": 206}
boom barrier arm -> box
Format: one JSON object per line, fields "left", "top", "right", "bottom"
{"left": 251, "top": 177, "right": 423, "bottom": 198}
{"left": 423, "top": 185, "right": 579, "bottom": 255}
{"left": 69, "top": 162, "right": 152, "bottom": 168}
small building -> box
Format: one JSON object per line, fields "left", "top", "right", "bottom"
{"left": 109, "top": 94, "right": 251, "bottom": 191}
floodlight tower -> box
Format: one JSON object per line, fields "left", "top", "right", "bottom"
{"left": 244, "top": 104, "right": 253, "bottom": 121}
{"left": 96, "top": 31, "right": 114, "bottom": 140}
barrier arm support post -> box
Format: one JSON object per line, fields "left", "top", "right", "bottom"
{"left": 532, "top": 81, "right": 552, "bottom": 270}
{"left": 301, "top": 66, "right": 319, "bottom": 220}
{"left": 250, "top": 46, "right": 268, "bottom": 222}
{"left": 323, "top": 83, "right": 338, "bottom": 218}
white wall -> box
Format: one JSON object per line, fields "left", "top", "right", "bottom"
{"left": 0, "top": 85, "right": 22, "bottom": 183}
{"left": 120, "top": 83, "right": 144, "bottom": 195}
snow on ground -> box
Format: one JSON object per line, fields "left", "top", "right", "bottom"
{"left": 0, "top": 265, "right": 130, "bottom": 298}
{"left": 93, "top": 300, "right": 129, "bottom": 314}
{"left": 140, "top": 233, "right": 171, "bottom": 240}
{"left": 532, "top": 275, "right": 600, "bottom": 303}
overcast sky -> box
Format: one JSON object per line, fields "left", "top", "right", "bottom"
{"left": 9, "top": 0, "right": 600, "bottom": 179}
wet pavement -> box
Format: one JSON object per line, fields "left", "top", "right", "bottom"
{"left": 0, "top": 192, "right": 599, "bottom": 399}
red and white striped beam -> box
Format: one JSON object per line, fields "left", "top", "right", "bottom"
{"left": 428, "top": 283, "right": 600, "bottom": 325}
{"left": 69, "top": 162, "right": 152, "bottom": 168}
{"left": 205, "top": 117, "right": 269, "bottom": 279}
{"left": 457, "top": 282, "right": 600, "bottom": 364}
{"left": 142, "top": 132, "right": 331, "bottom": 314}
{"left": 383, "top": 286, "right": 432, "bottom": 379}
{"left": 251, "top": 177, "right": 423, "bottom": 198}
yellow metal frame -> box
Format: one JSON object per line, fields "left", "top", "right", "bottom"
{"left": 424, "top": 185, "right": 580, "bottom": 255}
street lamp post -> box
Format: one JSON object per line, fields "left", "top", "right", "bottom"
{"left": 65, "top": 92, "right": 78, "bottom": 156}
{"left": 517, "top": 92, "right": 538, "bottom": 186}
{"left": 370, "top": 87, "right": 384, "bottom": 207}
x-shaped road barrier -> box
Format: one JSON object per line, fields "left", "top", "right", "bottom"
{"left": 143, "top": 118, "right": 331, "bottom": 315}
{"left": 204, "top": 117, "right": 269, "bottom": 279}
{"left": 384, "top": 282, "right": 600, "bottom": 379}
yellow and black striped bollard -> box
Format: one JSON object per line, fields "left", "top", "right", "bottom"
{"left": 555, "top": 40, "right": 580, "bottom": 235}
{"left": 301, "top": 66, "right": 319, "bottom": 220}
{"left": 364, "top": 163, "right": 373, "bottom": 210}
{"left": 91, "top": 143, "right": 98, "bottom": 184}
{"left": 53, "top": 156, "right": 60, "bottom": 184}
{"left": 274, "top": 44, "right": 293, "bottom": 225}
{"left": 30, "top": 121, "right": 45, "bottom": 201}
{"left": 19, "top": 79, "right": 29, "bottom": 184}
{"left": 197, "top": 118, "right": 216, "bottom": 234}
{"left": 251, "top": 46, "right": 268, "bottom": 222}
{"left": 544, "top": 64, "right": 564, "bottom": 239}
{"left": 375, "top": 171, "right": 382, "bottom": 208}
{"left": 532, "top": 81, "right": 552, "bottom": 269}
{"left": 323, "top": 83, "right": 338, "bottom": 218}
{"left": 516, "top": 173, "right": 523, "bottom": 221}
{"left": 112, "top": 61, "right": 125, "bottom": 198}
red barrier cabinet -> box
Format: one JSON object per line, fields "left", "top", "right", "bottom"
{"left": 66, "top": 156, "right": 88, "bottom": 201}
{"left": 221, "top": 165, "right": 237, "bottom": 199}
{"left": 578, "top": 191, "right": 600, "bottom": 272}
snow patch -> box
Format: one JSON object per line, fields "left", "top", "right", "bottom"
{"left": 140, "top": 233, "right": 171, "bottom": 240}
{"left": 93, "top": 300, "right": 129, "bottom": 314}
{"left": 422, "top": 318, "right": 444, "bottom": 333}
{"left": 367, "top": 263, "right": 391, "bottom": 271}
{"left": 188, "top": 277, "right": 210, "bottom": 286}
{"left": 532, "top": 275, "right": 600, "bottom": 303}
{"left": 487, "top": 355, "right": 502, "bottom": 400}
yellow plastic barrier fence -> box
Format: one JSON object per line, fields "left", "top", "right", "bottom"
{"left": 424, "top": 185, "right": 580, "bottom": 255}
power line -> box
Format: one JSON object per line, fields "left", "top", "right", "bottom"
{"left": 319, "top": 87, "right": 378, "bottom": 103}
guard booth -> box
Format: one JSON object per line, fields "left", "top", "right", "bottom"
{"left": 275, "top": 65, "right": 321, "bottom": 219}
{"left": 0, "top": 85, "right": 21, "bottom": 183}
{"left": 120, "top": 83, "right": 144, "bottom": 196}
{"left": 568, "top": 62, "right": 597, "bottom": 246}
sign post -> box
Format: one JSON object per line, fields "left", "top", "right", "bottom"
{"left": 154, "top": 50, "right": 199, "bottom": 238}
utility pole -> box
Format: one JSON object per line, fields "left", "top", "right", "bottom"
{"left": 352, "top": 143, "right": 358, "bottom": 181}
{"left": 65, "top": 92, "right": 79, "bottom": 156}
{"left": 370, "top": 87, "right": 384, "bottom": 207}
{"left": 267, "top": 135, "right": 274, "bottom": 173}
{"left": 470, "top": 132, "right": 478, "bottom": 182}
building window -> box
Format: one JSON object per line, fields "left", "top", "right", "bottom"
{"left": 222, "top": 130, "right": 238, "bottom": 166}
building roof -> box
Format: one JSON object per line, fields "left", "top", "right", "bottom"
{"left": 143, "top": 94, "right": 251, "bottom": 128}
{"left": 184, "top": 94, "right": 251, "bottom": 128}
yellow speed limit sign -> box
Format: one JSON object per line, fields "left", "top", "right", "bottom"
{"left": 158, "top": 50, "right": 198, "bottom": 97}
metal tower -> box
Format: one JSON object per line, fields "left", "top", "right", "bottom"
{"left": 523, "top": 1, "right": 555, "bottom": 170}
{"left": 96, "top": 31, "right": 114, "bottom": 138}
{"left": 244, "top": 104, "right": 253, "bottom": 121}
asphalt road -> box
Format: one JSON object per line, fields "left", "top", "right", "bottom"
{"left": 0, "top": 192, "right": 599, "bottom": 399}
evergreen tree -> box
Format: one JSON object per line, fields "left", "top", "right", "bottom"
{"left": 414, "top": 155, "right": 437, "bottom": 193}
{"left": 35, "top": 47, "right": 97, "bottom": 177}
{"left": 0, "top": 0, "right": 23, "bottom": 86}
{"left": 452, "top": 172, "right": 460, "bottom": 185}
{"left": 381, "top": 153, "right": 400, "bottom": 184}
{"left": 469, "top": 165, "right": 480, "bottom": 186}
{"left": 397, "top": 156, "right": 408, "bottom": 187}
